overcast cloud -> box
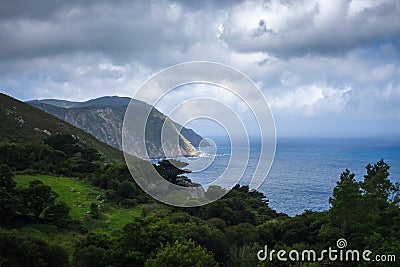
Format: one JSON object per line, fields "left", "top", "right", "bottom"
{"left": 1, "top": 0, "right": 399, "bottom": 137}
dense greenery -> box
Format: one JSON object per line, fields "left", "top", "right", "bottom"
{"left": 0, "top": 229, "right": 69, "bottom": 267}
{"left": 0, "top": 134, "right": 102, "bottom": 176}
{"left": 1, "top": 134, "right": 399, "bottom": 266}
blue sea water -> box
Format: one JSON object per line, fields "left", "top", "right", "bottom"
{"left": 182, "top": 137, "right": 400, "bottom": 217}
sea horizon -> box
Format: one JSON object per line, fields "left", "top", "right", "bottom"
{"left": 180, "top": 136, "right": 400, "bottom": 216}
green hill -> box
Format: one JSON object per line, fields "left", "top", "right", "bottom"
{"left": 0, "top": 93, "right": 124, "bottom": 163}
{"left": 14, "top": 175, "right": 141, "bottom": 232}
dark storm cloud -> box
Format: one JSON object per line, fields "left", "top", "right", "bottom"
{"left": 0, "top": 0, "right": 203, "bottom": 64}
{"left": 172, "top": 0, "right": 244, "bottom": 10}
{"left": 0, "top": 0, "right": 132, "bottom": 19}
{"left": 220, "top": 0, "right": 400, "bottom": 57}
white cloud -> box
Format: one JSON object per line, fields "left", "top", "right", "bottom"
{"left": 270, "top": 84, "right": 351, "bottom": 116}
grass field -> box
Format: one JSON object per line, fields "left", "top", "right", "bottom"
{"left": 15, "top": 175, "right": 142, "bottom": 232}
{"left": 13, "top": 175, "right": 142, "bottom": 260}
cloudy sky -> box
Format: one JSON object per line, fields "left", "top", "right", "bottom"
{"left": 1, "top": 0, "right": 400, "bottom": 137}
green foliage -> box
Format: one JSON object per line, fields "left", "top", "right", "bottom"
{"left": 154, "top": 159, "right": 197, "bottom": 187}
{"left": 329, "top": 169, "right": 363, "bottom": 237}
{"left": 0, "top": 164, "right": 21, "bottom": 222}
{"left": 90, "top": 202, "right": 100, "bottom": 219}
{"left": 0, "top": 164, "right": 16, "bottom": 191}
{"left": 0, "top": 228, "right": 69, "bottom": 267}
{"left": 44, "top": 134, "right": 80, "bottom": 157}
{"left": 227, "top": 243, "right": 261, "bottom": 267}
{"left": 204, "top": 185, "right": 227, "bottom": 200}
{"left": 15, "top": 175, "right": 142, "bottom": 232}
{"left": 90, "top": 163, "right": 148, "bottom": 205}
{"left": 21, "top": 179, "right": 59, "bottom": 220}
{"left": 43, "top": 201, "right": 72, "bottom": 227}
{"left": 361, "top": 159, "right": 397, "bottom": 208}
{"left": 44, "top": 134, "right": 102, "bottom": 175}
{"left": 320, "top": 160, "right": 400, "bottom": 254}
{"left": 189, "top": 185, "right": 280, "bottom": 226}
{"left": 0, "top": 135, "right": 103, "bottom": 176}
{"left": 0, "top": 143, "right": 66, "bottom": 173}
{"left": 73, "top": 232, "right": 111, "bottom": 267}
{"left": 170, "top": 212, "right": 230, "bottom": 263}
{"left": 117, "top": 180, "right": 138, "bottom": 199}
{"left": 74, "top": 245, "right": 106, "bottom": 267}
{"left": 145, "top": 240, "right": 218, "bottom": 267}
{"left": 107, "top": 214, "right": 184, "bottom": 266}
{"left": 2, "top": 137, "right": 400, "bottom": 267}
{"left": 226, "top": 223, "right": 259, "bottom": 247}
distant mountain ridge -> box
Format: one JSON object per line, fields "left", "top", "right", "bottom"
{"left": 27, "top": 96, "right": 207, "bottom": 159}
{"left": 28, "top": 96, "right": 132, "bottom": 108}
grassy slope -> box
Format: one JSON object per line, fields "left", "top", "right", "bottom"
{"left": 0, "top": 93, "right": 124, "bottom": 163}
{"left": 15, "top": 175, "right": 141, "bottom": 231}
{"left": 14, "top": 175, "right": 142, "bottom": 259}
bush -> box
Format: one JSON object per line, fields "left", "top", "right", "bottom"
{"left": 145, "top": 240, "right": 218, "bottom": 267}
{"left": 0, "top": 229, "right": 69, "bottom": 267}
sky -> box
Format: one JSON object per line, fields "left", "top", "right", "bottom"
{"left": 1, "top": 0, "right": 400, "bottom": 137}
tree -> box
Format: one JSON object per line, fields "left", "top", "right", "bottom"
{"left": 154, "top": 160, "right": 193, "bottom": 186}
{"left": 144, "top": 240, "right": 218, "bottom": 267}
{"left": 181, "top": 217, "right": 230, "bottom": 263}
{"left": 117, "top": 180, "right": 138, "bottom": 199}
{"left": 44, "top": 134, "right": 80, "bottom": 157}
{"left": 107, "top": 214, "right": 183, "bottom": 266}
{"left": 75, "top": 245, "right": 106, "bottom": 267}
{"left": 0, "top": 164, "right": 16, "bottom": 191}
{"left": 43, "top": 201, "right": 71, "bottom": 227}
{"left": 329, "top": 169, "right": 363, "bottom": 236}
{"left": 325, "top": 161, "right": 400, "bottom": 250}
{"left": 44, "top": 134, "right": 101, "bottom": 175}
{"left": 21, "top": 179, "right": 58, "bottom": 220}
{"left": 204, "top": 185, "right": 227, "bottom": 200}
{"left": 0, "top": 164, "right": 20, "bottom": 221}
{"left": 225, "top": 223, "right": 259, "bottom": 247}
{"left": 360, "top": 159, "right": 397, "bottom": 209}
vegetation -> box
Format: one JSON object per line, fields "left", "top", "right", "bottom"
{"left": 0, "top": 128, "right": 399, "bottom": 266}
{"left": 145, "top": 240, "right": 218, "bottom": 267}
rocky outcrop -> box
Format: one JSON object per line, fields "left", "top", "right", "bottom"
{"left": 27, "top": 96, "right": 206, "bottom": 159}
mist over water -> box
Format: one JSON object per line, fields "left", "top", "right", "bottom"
{"left": 183, "top": 137, "right": 400, "bottom": 216}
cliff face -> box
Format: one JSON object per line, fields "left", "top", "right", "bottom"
{"left": 27, "top": 96, "right": 205, "bottom": 159}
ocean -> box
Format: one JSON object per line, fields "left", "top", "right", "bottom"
{"left": 180, "top": 137, "right": 400, "bottom": 216}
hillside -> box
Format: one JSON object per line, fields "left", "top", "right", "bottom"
{"left": 14, "top": 175, "right": 141, "bottom": 232}
{"left": 28, "top": 96, "right": 207, "bottom": 158}
{"left": 0, "top": 93, "right": 124, "bottom": 163}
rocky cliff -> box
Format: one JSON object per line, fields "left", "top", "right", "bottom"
{"left": 27, "top": 96, "right": 206, "bottom": 159}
